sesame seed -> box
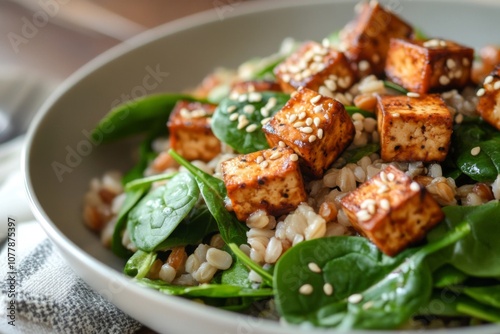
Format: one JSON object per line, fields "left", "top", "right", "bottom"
{"left": 477, "top": 88, "right": 486, "bottom": 97}
{"left": 227, "top": 105, "right": 237, "bottom": 113}
{"left": 356, "top": 209, "right": 372, "bottom": 222}
{"left": 256, "top": 156, "right": 264, "bottom": 164}
{"left": 290, "top": 154, "right": 299, "bottom": 161}
{"left": 446, "top": 58, "right": 456, "bottom": 69}
{"left": 302, "top": 69, "right": 312, "bottom": 78}
{"left": 439, "top": 40, "right": 447, "bottom": 47}
{"left": 317, "top": 129, "right": 324, "bottom": 139}
{"left": 310, "top": 95, "right": 321, "bottom": 104}
{"left": 299, "top": 284, "right": 313, "bottom": 295}
{"left": 379, "top": 171, "right": 388, "bottom": 182}
{"left": 261, "top": 117, "right": 271, "bottom": 125}
{"left": 484, "top": 76, "right": 494, "bottom": 85}
{"left": 248, "top": 92, "right": 262, "bottom": 103}
{"left": 229, "top": 91, "right": 240, "bottom": 100}
{"left": 282, "top": 74, "right": 291, "bottom": 83}
{"left": 348, "top": 293, "right": 363, "bottom": 304}
{"left": 338, "top": 77, "right": 351, "bottom": 89}
{"left": 379, "top": 199, "right": 390, "bottom": 210}
{"left": 243, "top": 104, "right": 255, "bottom": 114}
{"left": 362, "top": 301, "right": 374, "bottom": 310}
{"left": 325, "top": 79, "right": 337, "bottom": 92}
{"left": 246, "top": 124, "right": 258, "bottom": 133}
{"left": 278, "top": 141, "right": 286, "bottom": 148}
{"left": 358, "top": 60, "right": 370, "bottom": 72}
{"left": 306, "top": 117, "right": 313, "bottom": 126}
{"left": 261, "top": 160, "right": 269, "bottom": 168}
{"left": 323, "top": 283, "right": 334, "bottom": 296}
{"left": 309, "top": 135, "right": 317, "bottom": 143}
{"left": 313, "top": 105, "right": 324, "bottom": 113}
{"left": 180, "top": 108, "right": 190, "bottom": 118}
{"left": 455, "top": 69, "right": 463, "bottom": 78}
{"left": 462, "top": 58, "right": 470, "bottom": 66}
{"left": 300, "top": 127, "right": 313, "bottom": 134}
{"left": 289, "top": 114, "right": 297, "bottom": 123}
{"left": 322, "top": 38, "right": 330, "bottom": 48}
{"left": 299, "top": 111, "right": 307, "bottom": 120}
{"left": 238, "top": 94, "right": 248, "bottom": 102}
{"left": 377, "top": 185, "right": 389, "bottom": 194}
{"left": 360, "top": 199, "right": 377, "bottom": 209}
{"left": 494, "top": 81, "right": 500, "bottom": 90}
{"left": 367, "top": 203, "right": 376, "bottom": 215}
{"left": 260, "top": 107, "right": 270, "bottom": 117}
{"left": 269, "top": 152, "right": 282, "bottom": 160}
{"left": 294, "top": 121, "right": 306, "bottom": 128}
{"left": 471, "top": 146, "right": 481, "bottom": 156}
{"left": 407, "top": 92, "right": 420, "bottom": 98}
{"left": 229, "top": 113, "right": 239, "bottom": 121}
{"left": 439, "top": 75, "right": 451, "bottom": 86}
{"left": 313, "top": 55, "right": 323, "bottom": 63}
{"left": 392, "top": 112, "right": 400, "bottom": 118}
{"left": 237, "top": 119, "right": 249, "bottom": 130}
{"left": 387, "top": 172, "right": 395, "bottom": 182}
{"left": 313, "top": 117, "right": 321, "bottom": 127}
{"left": 455, "top": 113, "right": 464, "bottom": 124}
{"left": 410, "top": 181, "right": 421, "bottom": 192}
{"left": 266, "top": 97, "right": 277, "bottom": 109}
{"left": 308, "top": 262, "right": 322, "bottom": 273}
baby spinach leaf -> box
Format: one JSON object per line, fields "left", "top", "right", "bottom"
{"left": 456, "top": 298, "right": 500, "bottom": 323}
{"left": 417, "top": 289, "right": 468, "bottom": 317}
{"left": 128, "top": 172, "right": 199, "bottom": 252}
{"left": 274, "top": 222, "right": 470, "bottom": 330}
{"left": 125, "top": 172, "right": 177, "bottom": 192}
{"left": 169, "top": 149, "right": 248, "bottom": 245}
{"left": 211, "top": 91, "right": 289, "bottom": 154}
{"left": 383, "top": 80, "right": 408, "bottom": 95}
{"left": 433, "top": 265, "right": 468, "bottom": 288}
{"left": 154, "top": 205, "right": 218, "bottom": 250}
{"left": 464, "top": 285, "right": 500, "bottom": 308}
{"left": 341, "top": 143, "right": 380, "bottom": 164}
{"left": 92, "top": 93, "right": 202, "bottom": 143}
{"left": 344, "top": 106, "right": 375, "bottom": 118}
{"left": 427, "top": 201, "right": 500, "bottom": 277}
{"left": 228, "top": 243, "right": 273, "bottom": 286}
{"left": 123, "top": 250, "right": 157, "bottom": 279}
{"left": 112, "top": 186, "right": 149, "bottom": 258}
{"left": 452, "top": 120, "right": 500, "bottom": 182}
{"left": 135, "top": 278, "right": 273, "bottom": 298}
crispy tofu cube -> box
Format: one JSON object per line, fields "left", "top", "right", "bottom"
{"left": 274, "top": 41, "right": 356, "bottom": 94}
{"left": 377, "top": 94, "right": 452, "bottom": 162}
{"left": 340, "top": 0, "right": 413, "bottom": 77}
{"left": 476, "top": 65, "right": 500, "bottom": 130}
{"left": 230, "top": 80, "right": 282, "bottom": 95}
{"left": 262, "top": 88, "right": 355, "bottom": 178}
{"left": 167, "top": 100, "right": 220, "bottom": 162}
{"left": 385, "top": 38, "right": 474, "bottom": 94}
{"left": 221, "top": 147, "right": 307, "bottom": 221}
{"left": 341, "top": 165, "right": 444, "bottom": 256}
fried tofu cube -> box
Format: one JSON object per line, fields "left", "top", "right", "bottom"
{"left": 274, "top": 41, "right": 356, "bottom": 94}
{"left": 341, "top": 165, "right": 444, "bottom": 256}
{"left": 377, "top": 94, "right": 452, "bottom": 162}
{"left": 221, "top": 147, "right": 307, "bottom": 221}
{"left": 340, "top": 0, "right": 413, "bottom": 77}
{"left": 167, "top": 100, "right": 220, "bottom": 162}
{"left": 262, "top": 88, "right": 355, "bottom": 178}
{"left": 230, "top": 80, "right": 282, "bottom": 95}
{"left": 476, "top": 65, "right": 500, "bottom": 130}
{"left": 385, "top": 38, "right": 474, "bottom": 94}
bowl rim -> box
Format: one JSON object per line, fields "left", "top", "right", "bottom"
{"left": 22, "top": 0, "right": 500, "bottom": 333}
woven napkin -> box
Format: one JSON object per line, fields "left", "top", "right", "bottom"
{"left": 0, "top": 221, "right": 143, "bottom": 334}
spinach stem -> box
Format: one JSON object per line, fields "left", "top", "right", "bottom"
{"left": 228, "top": 243, "right": 273, "bottom": 286}
{"left": 383, "top": 80, "right": 409, "bottom": 94}
{"left": 125, "top": 172, "right": 178, "bottom": 191}
{"left": 416, "top": 221, "right": 471, "bottom": 261}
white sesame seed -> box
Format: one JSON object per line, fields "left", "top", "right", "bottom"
{"left": 299, "top": 284, "right": 313, "bottom": 295}
{"left": 313, "top": 105, "right": 324, "bottom": 113}
{"left": 282, "top": 74, "right": 291, "bottom": 83}
{"left": 278, "top": 141, "right": 286, "bottom": 148}
{"left": 309, "top": 135, "right": 317, "bottom": 143}
{"left": 471, "top": 146, "right": 481, "bottom": 156}
{"left": 348, "top": 293, "right": 363, "bottom": 304}
{"left": 238, "top": 94, "right": 248, "bottom": 102}
{"left": 358, "top": 60, "right": 370, "bottom": 72}
{"left": 227, "top": 105, "right": 237, "bottom": 113}
{"left": 362, "top": 301, "right": 374, "bottom": 310}
{"left": 323, "top": 283, "right": 334, "bottom": 296}
{"left": 410, "top": 181, "right": 421, "bottom": 192}
{"left": 248, "top": 92, "right": 262, "bottom": 103}
{"left": 294, "top": 121, "right": 306, "bottom": 128}
{"left": 377, "top": 185, "right": 389, "bottom": 194}
{"left": 266, "top": 97, "right": 277, "bottom": 109}
{"left": 484, "top": 76, "right": 494, "bottom": 85}
{"left": 356, "top": 210, "right": 372, "bottom": 222}
{"left": 379, "top": 199, "right": 390, "bottom": 210}
{"left": 260, "top": 107, "right": 269, "bottom": 117}
{"left": 306, "top": 117, "right": 313, "bottom": 126}
{"left": 243, "top": 104, "right": 255, "bottom": 114}
{"left": 308, "top": 262, "right": 322, "bottom": 273}
{"left": 392, "top": 112, "right": 400, "bottom": 118}
{"left": 313, "top": 117, "right": 321, "bottom": 127}
{"left": 313, "top": 55, "right": 324, "bottom": 63}
{"left": 300, "top": 127, "right": 314, "bottom": 134}
{"left": 290, "top": 154, "right": 299, "bottom": 161}
{"left": 494, "top": 81, "right": 500, "bottom": 90}
{"left": 310, "top": 95, "right": 322, "bottom": 104}
{"left": 302, "top": 69, "right": 312, "bottom": 78}
{"left": 455, "top": 113, "right": 464, "bottom": 124}
{"left": 322, "top": 38, "right": 330, "bottom": 48}
{"left": 360, "top": 199, "right": 377, "bottom": 209}
{"left": 317, "top": 129, "right": 324, "bottom": 139}
{"left": 269, "top": 152, "right": 282, "bottom": 160}
{"left": 289, "top": 114, "right": 298, "bottom": 123}
{"left": 387, "top": 172, "right": 395, "bottom": 182}
{"left": 407, "top": 92, "right": 420, "bottom": 98}
{"left": 229, "top": 91, "right": 240, "bottom": 100}
{"left": 246, "top": 124, "right": 258, "bottom": 133}
{"left": 367, "top": 203, "right": 376, "bottom": 215}
{"left": 261, "top": 117, "right": 271, "bottom": 125}
{"left": 256, "top": 156, "right": 264, "bottom": 164}
{"left": 237, "top": 119, "right": 249, "bottom": 130}
{"left": 477, "top": 88, "right": 486, "bottom": 97}
{"left": 261, "top": 160, "right": 269, "bottom": 168}
{"left": 446, "top": 58, "right": 456, "bottom": 69}
{"left": 439, "top": 75, "right": 451, "bottom": 86}
{"left": 325, "top": 79, "right": 337, "bottom": 92}
{"left": 229, "top": 113, "right": 239, "bottom": 121}
{"left": 299, "top": 111, "right": 307, "bottom": 120}
{"left": 379, "top": 171, "right": 388, "bottom": 182}
{"left": 462, "top": 57, "right": 470, "bottom": 66}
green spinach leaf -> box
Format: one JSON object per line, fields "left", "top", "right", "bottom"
{"left": 124, "top": 250, "right": 157, "bottom": 279}
{"left": 169, "top": 149, "right": 248, "bottom": 245}
{"left": 383, "top": 80, "right": 408, "bottom": 95}
{"left": 464, "top": 285, "right": 500, "bottom": 308}
{"left": 228, "top": 243, "right": 273, "bottom": 286}
{"left": 128, "top": 172, "right": 199, "bottom": 251}
{"left": 433, "top": 265, "right": 468, "bottom": 288}
{"left": 92, "top": 93, "right": 202, "bottom": 143}
{"left": 341, "top": 143, "right": 380, "bottom": 164}
{"left": 427, "top": 201, "right": 500, "bottom": 277}
{"left": 211, "top": 91, "right": 289, "bottom": 154}
{"left": 125, "top": 172, "right": 177, "bottom": 192}
{"left": 456, "top": 298, "right": 500, "bottom": 323}
{"left": 344, "top": 106, "right": 375, "bottom": 118}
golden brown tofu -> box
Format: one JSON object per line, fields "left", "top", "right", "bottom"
{"left": 230, "top": 80, "right": 282, "bottom": 95}
{"left": 476, "top": 65, "right": 500, "bottom": 130}
{"left": 341, "top": 165, "right": 444, "bottom": 256}
{"left": 385, "top": 38, "right": 474, "bottom": 94}
{"left": 262, "top": 88, "right": 355, "bottom": 178}
{"left": 221, "top": 147, "right": 307, "bottom": 221}
{"left": 377, "top": 94, "right": 452, "bottom": 162}
{"left": 340, "top": 0, "right": 413, "bottom": 77}
{"left": 274, "top": 41, "right": 356, "bottom": 94}
{"left": 167, "top": 100, "right": 221, "bottom": 162}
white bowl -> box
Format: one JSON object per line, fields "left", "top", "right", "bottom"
{"left": 24, "top": 0, "right": 500, "bottom": 333}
